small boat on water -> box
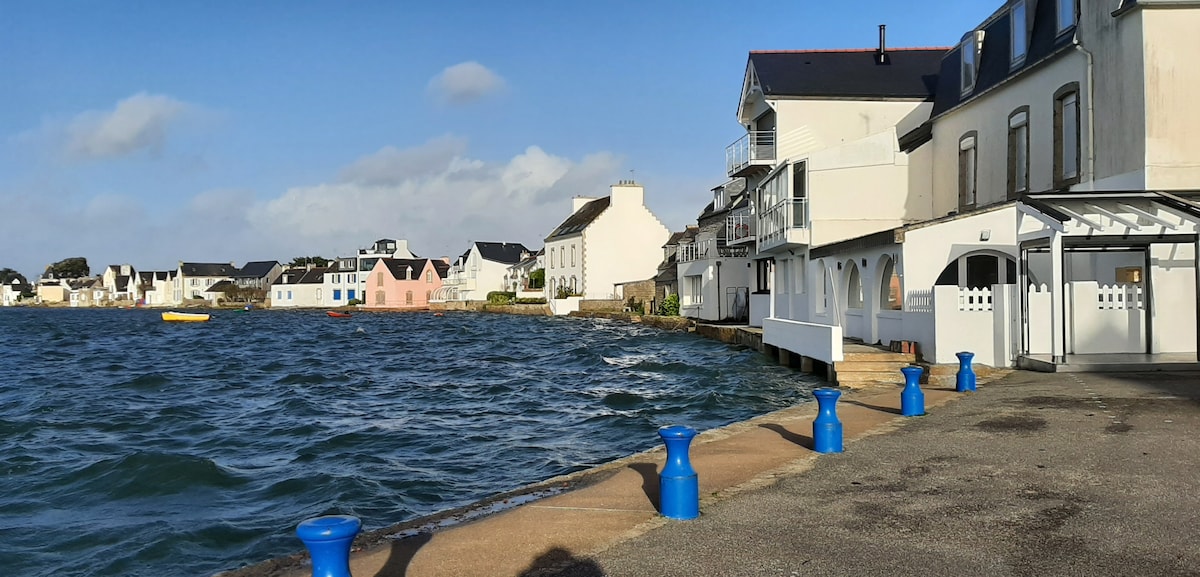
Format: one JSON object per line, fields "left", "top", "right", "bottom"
{"left": 327, "top": 311, "right": 353, "bottom": 318}
{"left": 433, "top": 313, "right": 444, "bottom": 317}
{"left": 162, "top": 311, "right": 211, "bottom": 322}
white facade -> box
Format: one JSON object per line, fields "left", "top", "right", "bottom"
{"left": 272, "top": 268, "right": 327, "bottom": 308}
{"left": 544, "top": 181, "right": 670, "bottom": 303}
{"left": 443, "top": 243, "right": 529, "bottom": 301}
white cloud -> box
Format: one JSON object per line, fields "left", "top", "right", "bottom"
{"left": 65, "top": 92, "right": 189, "bottom": 160}
{"left": 427, "top": 61, "right": 506, "bottom": 106}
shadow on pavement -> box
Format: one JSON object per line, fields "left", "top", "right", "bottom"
{"left": 758, "top": 423, "right": 814, "bottom": 450}
{"left": 518, "top": 546, "right": 606, "bottom": 577}
{"left": 626, "top": 462, "right": 660, "bottom": 510}
{"left": 844, "top": 399, "right": 904, "bottom": 415}
{"left": 371, "top": 532, "right": 432, "bottom": 577}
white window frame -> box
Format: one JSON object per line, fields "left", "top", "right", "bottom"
{"left": 1011, "top": 0, "right": 1027, "bottom": 66}
{"left": 960, "top": 31, "right": 984, "bottom": 95}
{"left": 959, "top": 134, "right": 978, "bottom": 209}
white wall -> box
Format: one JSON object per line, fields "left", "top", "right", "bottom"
{"left": 578, "top": 183, "right": 670, "bottom": 300}
{"left": 1141, "top": 9, "right": 1200, "bottom": 189}
{"left": 1150, "top": 242, "right": 1196, "bottom": 353}
{"left": 544, "top": 237, "right": 583, "bottom": 298}
{"left": 901, "top": 206, "right": 1017, "bottom": 294}
{"left": 762, "top": 318, "right": 844, "bottom": 364}
{"left": 772, "top": 99, "right": 930, "bottom": 161}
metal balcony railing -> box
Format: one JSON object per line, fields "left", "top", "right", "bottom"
{"left": 726, "top": 210, "right": 755, "bottom": 243}
{"left": 725, "top": 131, "right": 776, "bottom": 176}
{"left": 757, "top": 198, "right": 808, "bottom": 246}
{"left": 678, "top": 239, "right": 751, "bottom": 263}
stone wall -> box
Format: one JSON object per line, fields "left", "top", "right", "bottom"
{"left": 579, "top": 299, "right": 624, "bottom": 313}
{"left": 481, "top": 304, "right": 552, "bottom": 316}
{"left": 617, "top": 280, "right": 655, "bottom": 308}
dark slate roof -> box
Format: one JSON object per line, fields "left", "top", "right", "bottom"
{"left": 749, "top": 49, "right": 946, "bottom": 100}
{"left": 274, "top": 268, "right": 307, "bottom": 285}
{"left": 234, "top": 260, "right": 280, "bottom": 279}
{"left": 382, "top": 258, "right": 429, "bottom": 280}
{"left": 475, "top": 242, "right": 530, "bottom": 264}
{"left": 432, "top": 260, "right": 450, "bottom": 279}
{"left": 299, "top": 268, "right": 327, "bottom": 284}
{"left": 454, "top": 250, "right": 471, "bottom": 267}
{"left": 546, "top": 197, "right": 611, "bottom": 241}
{"left": 929, "top": 0, "right": 1075, "bottom": 119}
{"left": 115, "top": 275, "right": 131, "bottom": 291}
{"left": 180, "top": 262, "right": 238, "bottom": 277}
{"left": 663, "top": 230, "right": 688, "bottom": 248}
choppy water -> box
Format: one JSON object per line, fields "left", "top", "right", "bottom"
{"left": 0, "top": 308, "right": 818, "bottom": 577}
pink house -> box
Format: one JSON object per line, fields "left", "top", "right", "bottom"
{"left": 364, "top": 258, "right": 450, "bottom": 309}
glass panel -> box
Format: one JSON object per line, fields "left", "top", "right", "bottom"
{"left": 1012, "top": 1, "right": 1027, "bottom": 62}
{"left": 966, "top": 255, "right": 999, "bottom": 289}
{"left": 1063, "top": 94, "right": 1079, "bottom": 179}
{"left": 1015, "top": 124, "right": 1028, "bottom": 191}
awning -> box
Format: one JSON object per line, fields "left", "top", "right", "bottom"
{"left": 1018, "top": 190, "right": 1200, "bottom": 244}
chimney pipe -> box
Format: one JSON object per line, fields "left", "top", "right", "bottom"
{"left": 877, "top": 24, "right": 890, "bottom": 65}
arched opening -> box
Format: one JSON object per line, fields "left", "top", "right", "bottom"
{"left": 878, "top": 256, "right": 901, "bottom": 310}
{"left": 815, "top": 259, "right": 828, "bottom": 313}
{"left": 845, "top": 261, "right": 863, "bottom": 309}
{"left": 935, "top": 251, "right": 1018, "bottom": 288}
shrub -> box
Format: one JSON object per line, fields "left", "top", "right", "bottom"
{"left": 347, "top": 298, "right": 363, "bottom": 306}
{"left": 555, "top": 287, "right": 571, "bottom": 300}
{"left": 657, "top": 293, "right": 680, "bottom": 316}
{"left": 625, "top": 296, "right": 645, "bottom": 315}
{"left": 514, "top": 297, "right": 547, "bottom": 305}
{"left": 487, "top": 291, "right": 517, "bottom": 304}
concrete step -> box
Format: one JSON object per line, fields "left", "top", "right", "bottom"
{"left": 834, "top": 360, "right": 919, "bottom": 373}
{"left": 842, "top": 351, "right": 917, "bottom": 363}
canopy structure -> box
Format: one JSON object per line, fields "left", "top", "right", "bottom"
{"left": 429, "top": 285, "right": 459, "bottom": 303}
{"left": 1015, "top": 191, "right": 1200, "bottom": 368}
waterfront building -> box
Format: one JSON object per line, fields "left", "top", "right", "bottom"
{"left": 742, "top": 0, "right": 1200, "bottom": 377}
{"left": 363, "top": 258, "right": 450, "bottom": 309}
{"left": 101, "top": 264, "right": 137, "bottom": 303}
{"left": 1, "top": 278, "right": 30, "bottom": 306}
{"left": 677, "top": 180, "right": 754, "bottom": 322}
{"left": 653, "top": 228, "right": 692, "bottom": 313}
{"left": 438, "top": 242, "right": 531, "bottom": 301}
{"left": 543, "top": 180, "right": 671, "bottom": 307}
{"left": 271, "top": 267, "right": 328, "bottom": 308}
{"left": 324, "top": 238, "right": 417, "bottom": 306}
{"left": 233, "top": 261, "right": 283, "bottom": 291}
{"left": 504, "top": 248, "right": 545, "bottom": 296}
{"left": 135, "top": 271, "right": 174, "bottom": 306}
{"left": 174, "top": 262, "right": 238, "bottom": 305}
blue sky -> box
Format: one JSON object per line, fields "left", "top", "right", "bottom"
{"left": 1, "top": 1, "right": 997, "bottom": 279}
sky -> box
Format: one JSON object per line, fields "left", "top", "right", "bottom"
{"left": 1, "top": 0, "right": 999, "bottom": 280}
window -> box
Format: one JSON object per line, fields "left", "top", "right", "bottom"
{"left": 348, "top": 289, "right": 356, "bottom": 300}
{"left": 685, "top": 275, "right": 703, "bottom": 305}
{"left": 755, "top": 260, "right": 771, "bottom": 293}
{"left": 287, "top": 290, "right": 293, "bottom": 300}
{"left": 426, "top": 270, "right": 432, "bottom": 283}
{"left": 792, "top": 162, "right": 806, "bottom": 199}
{"left": 333, "top": 274, "right": 340, "bottom": 283}
{"left": 1008, "top": 107, "right": 1030, "bottom": 199}
{"left": 349, "top": 274, "right": 356, "bottom": 283}
{"left": 550, "top": 248, "right": 555, "bottom": 269}
{"left": 377, "top": 272, "right": 384, "bottom": 286}
{"left": 1011, "top": 0, "right": 1027, "bottom": 65}
{"left": 333, "top": 289, "right": 341, "bottom": 301}
{"left": 405, "top": 291, "right": 413, "bottom": 305}
{"left": 316, "top": 288, "right": 322, "bottom": 300}
{"left": 959, "top": 132, "right": 978, "bottom": 209}
{"left": 1054, "top": 84, "right": 1081, "bottom": 187}
{"left": 570, "top": 276, "right": 577, "bottom": 293}
{"left": 845, "top": 261, "right": 863, "bottom": 309}
{"left": 571, "top": 245, "right": 576, "bottom": 267}
{"left": 276, "top": 290, "right": 282, "bottom": 300}
{"left": 426, "top": 290, "right": 431, "bottom": 302}
{"left": 960, "top": 31, "right": 983, "bottom": 94}
{"left": 1057, "top": 0, "right": 1076, "bottom": 33}
{"left": 560, "top": 249, "right": 564, "bottom": 268}
{"left": 879, "top": 257, "right": 902, "bottom": 311}
{"left": 935, "top": 253, "right": 1018, "bottom": 288}
{"left": 191, "top": 278, "right": 198, "bottom": 286}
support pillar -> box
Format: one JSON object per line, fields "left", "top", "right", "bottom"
{"left": 1050, "top": 233, "right": 1067, "bottom": 363}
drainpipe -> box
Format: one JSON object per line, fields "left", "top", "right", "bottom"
{"left": 715, "top": 260, "right": 723, "bottom": 320}
{"left": 1073, "top": 41, "right": 1096, "bottom": 187}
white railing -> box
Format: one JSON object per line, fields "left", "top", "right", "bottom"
{"left": 678, "top": 239, "right": 750, "bottom": 263}
{"left": 757, "top": 198, "right": 808, "bottom": 246}
{"left": 1096, "top": 283, "right": 1143, "bottom": 310}
{"left": 725, "top": 131, "right": 776, "bottom": 175}
{"left": 726, "top": 210, "right": 755, "bottom": 243}
{"left": 958, "top": 287, "right": 994, "bottom": 311}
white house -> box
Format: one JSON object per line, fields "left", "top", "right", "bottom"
{"left": 743, "top": 0, "right": 1200, "bottom": 375}
{"left": 1, "top": 278, "right": 29, "bottom": 306}
{"left": 101, "top": 264, "right": 137, "bottom": 302}
{"left": 174, "top": 262, "right": 238, "bottom": 305}
{"left": 272, "top": 267, "right": 328, "bottom": 308}
{"left": 325, "top": 238, "right": 417, "bottom": 306}
{"left": 677, "top": 179, "right": 754, "bottom": 321}
{"left": 504, "top": 248, "right": 545, "bottom": 298}
{"left": 438, "top": 242, "right": 531, "bottom": 301}
{"left": 543, "top": 180, "right": 671, "bottom": 305}
{"left": 135, "top": 271, "right": 174, "bottom": 306}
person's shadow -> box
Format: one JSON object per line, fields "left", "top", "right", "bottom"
{"left": 371, "top": 531, "right": 432, "bottom": 577}
{"left": 758, "top": 423, "right": 814, "bottom": 450}
{"left": 518, "top": 546, "right": 606, "bottom": 577}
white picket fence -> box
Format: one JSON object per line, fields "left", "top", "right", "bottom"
{"left": 1096, "top": 283, "right": 1143, "bottom": 310}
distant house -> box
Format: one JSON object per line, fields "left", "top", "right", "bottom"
{"left": 544, "top": 180, "right": 670, "bottom": 302}
{"left": 440, "top": 242, "right": 531, "bottom": 301}
{"left": 505, "top": 248, "right": 544, "bottom": 293}
{"left": 68, "top": 278, "right": 107, "bottom": 307}
{"left": 135, "top": 271, "right": 174, "bottom": 306}
{"left": 175, "top": 262, "right": 238, "bottom": 304}
{"left": 35, "top": 278, "right": 70, "bottom": 304}
{"left": 325, "top": 238, "right": 418, "bottom": 306}
{"left": 677, "top": 179, "right": 753, "bottom": 322}
{"left": 654, "top": 228, "right": 693, "bottom": 311}
{"left": 232, "top": 261, "right": 283, "bottom": 291}
{"left": 1, "top": 278, "right": 30, "bottom": 306}
{"left": 102, "top": 264, "right": 137, "bottom": 303}
{"left": 271, "top": 267, "right": 328, "bottom": 308}
{"left": 364, "top": 258, "right": 450, "bottom": 309}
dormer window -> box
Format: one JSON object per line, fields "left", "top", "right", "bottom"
{"left": 960, "top": 30, "right": 984, "bottom": 95}
{"left": 714, "top": 189, "right": 725, "bottom": 211}
{"left": 1011, "top": 0, "right": 1027, "bottom": 66}
{"left": 1057, "top": 0, "right": 1076, "bottom": 34}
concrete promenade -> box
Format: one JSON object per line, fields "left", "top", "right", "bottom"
{"left": 233, "top": 369, "right": 1200, "bottom": 577}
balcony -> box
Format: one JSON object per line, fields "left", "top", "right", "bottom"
{"left": 726, "top": 131, "right": 776, "bottom": 177}
{"left": 725, "top": 210, "right": 755, "bottom": 245}
{"left": 678, "top": 239, "right": 751, "bottom": 263}
{"left": 757, "top": 198, "right": 810, "bottom": 252}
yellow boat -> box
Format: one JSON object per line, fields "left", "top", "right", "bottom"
{"left": 162, "top": 311, "right": 211, "bottom": 322}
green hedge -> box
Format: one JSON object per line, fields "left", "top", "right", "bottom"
{"left": 514, "top": 297, "right": 547, "bottom": 305}
{"left": 487, "top": 291, "right": 517, "bottom": 304}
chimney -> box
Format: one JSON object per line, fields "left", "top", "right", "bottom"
{"left": 440, "top": 256, "right": 450, "bottom": 264}
{"left": 610, "top": 180, "right": 644, "bottom": 208}
{"left": 877, "top": 25, "right": 890, "bottom": 65}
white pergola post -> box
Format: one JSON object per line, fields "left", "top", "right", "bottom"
{"left": 1050, "top": 232, "right": 1067, "bottom": 363}
{"left": 768, "top": 260, "right": 776, "bottom": 320}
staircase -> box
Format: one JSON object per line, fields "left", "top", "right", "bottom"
{"left": 831, "top": 342, "right": 918, "bottom": 388}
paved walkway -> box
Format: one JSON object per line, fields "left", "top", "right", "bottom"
{"left": 230, "top": 369, "right": 1200, "bottom": 577}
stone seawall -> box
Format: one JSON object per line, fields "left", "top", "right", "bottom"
{"left": 567, "top": 310, "right": 693, "bottom": 331}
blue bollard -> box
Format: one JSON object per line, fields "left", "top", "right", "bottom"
{"left": 901, "top": 365, "right": 925, "bottom": 417}
{"left": 658, "top": 425, "right": 699, "bottom": 520}
{"left": 296, "top": 515, "right": 361, "bottom": 577}
{"left": 812, "top": 388, "right": 843, "bottom": 454}
{"left": 956, "top": 351, "right": 977, "bottom": 392}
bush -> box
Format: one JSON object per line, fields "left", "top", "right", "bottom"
{"left": 555, "top": 287, "right": 571, "bottom": 300}
{"left": 657, "top": 293, "right": 680, "bottom": 316}
{"left": 487, "top": 291, "right": 517, "bottom": 304}
{"left": 514, "top": 297, "right": 547, "bottom": 305}
{"left": 625, "top": 296, "right": 645, "bottom": 315}
{"left": 347, "top": 298, "right": 363, "bottom": 306}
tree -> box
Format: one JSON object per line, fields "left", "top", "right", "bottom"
{"left": 0, "top": 268, "right": 27, "bottom": 286}
{"left": 528, "top": 268, "right": 545, "bottom": 289}
{"left": 44, "top": 257, "right": 89, "bottom": 279}
{"left": 289, "top": 256, "right": 330, "bottom": 267}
